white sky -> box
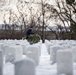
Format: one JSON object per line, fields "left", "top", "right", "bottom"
{"left": 0, "top": 0, "right": 56, "bottom": 24}
{"left": 0, "top": 0, "right": 68, "bottom": 26}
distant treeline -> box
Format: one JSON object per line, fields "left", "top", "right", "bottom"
{"left": 0, "top": 29, "right": 76, "bottom": 40}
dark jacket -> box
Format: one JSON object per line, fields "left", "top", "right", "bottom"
{"left": 26, "top": 28, "right": 34, "bottom": 39}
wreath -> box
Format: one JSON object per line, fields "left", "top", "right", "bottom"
{"left": 27, "top": 34, "right": 41, "bottom": 44}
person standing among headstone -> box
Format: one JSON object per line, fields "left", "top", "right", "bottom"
{"left": 26, "top": 26, "right": 34, "bottom": 39}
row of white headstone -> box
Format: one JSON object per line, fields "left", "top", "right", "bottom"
{"left": 1, "top": 41, "right": 41, "bottom": 63}
{"left": 45, "top": 40, "right": 76, "bottom": 63}
{"left": 0, "top": 40, "right": 42, "bottom": 75}
{"left": 0, "top": 51, "right": 36, "bottom": 75}
{"left": 45, "top": 40, "right": 75, "bottom": 75}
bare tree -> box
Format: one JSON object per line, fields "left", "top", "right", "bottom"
{"left": 49, "top": 0, "right": 76, "bottom": 39}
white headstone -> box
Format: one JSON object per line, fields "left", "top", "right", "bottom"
{"left": 26, "top": 51, "right": 36, "bottom": 65}
{"left": 1, "top": 44, "right": 9, "bottom": 55}
{"left": 14, "top": 58, "right": 36, "bottom": 75}
{"left": 22, "top": 43, "right": 30, "bottom": 55}
{"left": 0, "top": 43, "right": 3, "bottom": 50}
{"left": 0, "top": 51, "right": 3, "bottom": 75}
{"left": 72, "top": 47, "right": 76, "bottom": 62}
{"left": 51, "top": 45, "right": 63, "bottom": 64}
{"left": 34, "top": 44, "right": 41, "bottom": 56}
{"left": 47, "top": 43, "right": 53, "bottom": 54}
{"left": 57, "top": 50, "right": 73, "bottom": 75}
{"left": 5, "top": 45, "right": 23, "bottom": 63}
{"left": 14, "top": 45, "right": 23, "bottom": 62}
{"left": 5, "top": 46, "right": 15, "bottom": 62}
{"left": 26, "top": 45, "right": 39, "bottom": 65}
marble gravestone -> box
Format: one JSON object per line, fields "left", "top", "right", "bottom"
{"left": 0, "top": 51, "right": 3, "bottom": 75}
{"left": 51, "top": 45, "right": 63, "bottom": 64}
{"left": 72, "top": 47, "right": 76, "bottom": 62}
{"left": 26, "top": 45, "right": 39, "bottom": 65}
{"left": 14, "top": 58, "right": 36, "bottom": 75}
{"left": 5, "top": 45, "right": 23, "bottom": 63}
{"left": 57, "top": 50, "right": 73, "bottom": 75}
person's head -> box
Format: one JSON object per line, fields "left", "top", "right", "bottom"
{"left": 30, "top": 26, "right": 33, "bottom": 28}
{"left": 29, "top": 26, "right": 33, "bottom": 30}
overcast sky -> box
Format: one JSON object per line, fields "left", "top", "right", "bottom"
{"left": 0, "top": 0, "right": 66, "bottom": 25}
{"left": 0, "top": 0, "right": 56, "bottom": 5}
